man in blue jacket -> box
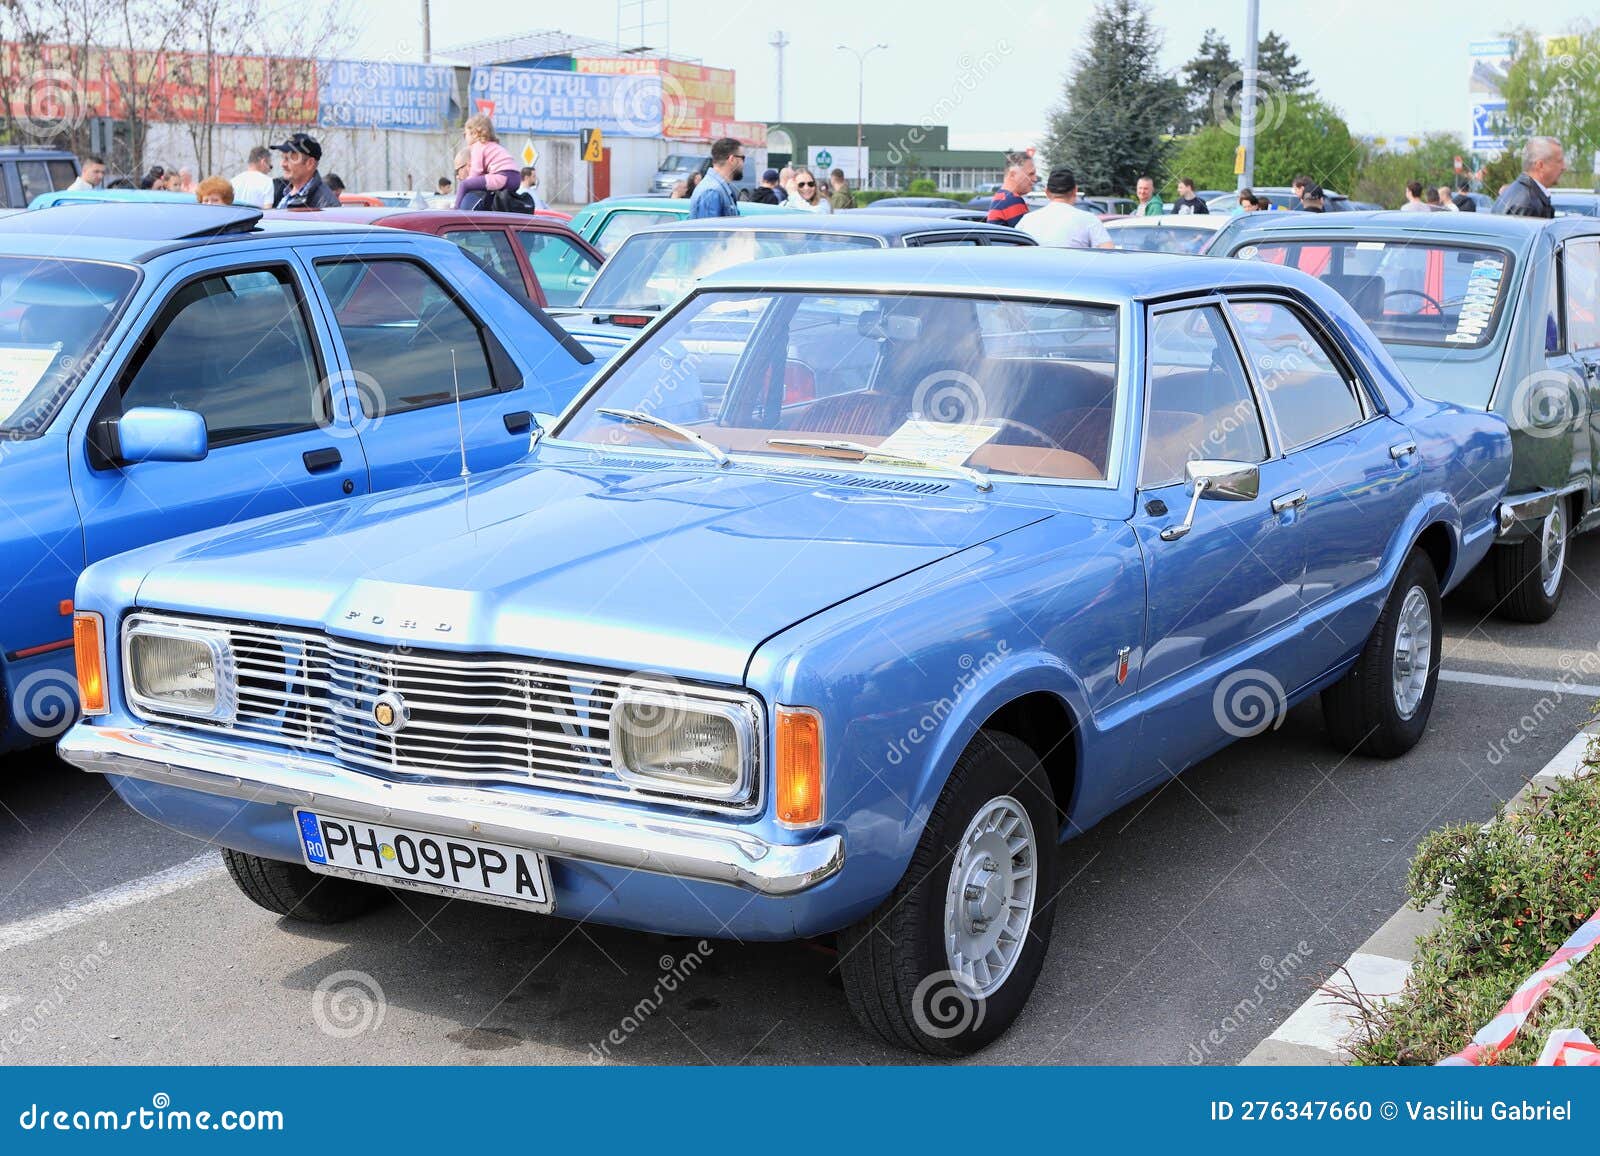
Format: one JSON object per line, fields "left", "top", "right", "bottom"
{"left": 689, "top": 138, "right": 744, "bottom": 219}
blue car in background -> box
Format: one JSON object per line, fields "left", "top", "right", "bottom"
{"left": 62, "top": 248, "right": 1507, "bottom": 1054}
{"left": 28, "top": 188, "right": 198, "bottom": 210}
{"left": 0, "top": 202, "right": 593, "bottom": 748}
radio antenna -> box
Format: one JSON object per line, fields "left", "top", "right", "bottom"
{"left": 451, "top": 348, "right": 470, "bottom": 481}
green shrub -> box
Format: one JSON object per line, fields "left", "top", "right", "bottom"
{"left": 1346, "top": 752, "right": 1600, "bottom": 1065}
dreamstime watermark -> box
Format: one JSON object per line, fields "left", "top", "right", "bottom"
{"left": 883, "top": 41, "right": 1013, "bottom": 171}
{"left": 319, "top": 369, "right": 389, "bottom": 439}
{"left": 1210, "top": 71, "right": 1289, "bottom": 137}
{"left": 911, "top": 969, "right": 987, "bottom": 1039}
{"left": 1212, "top": 668, "right": 1288, "bottom": 739}
{"left": 1187, "top": 940, "right": 1312, "bottom": 1063}
{"left": 16, "top": 1093, "right": 284, "bottom": 1133}
{"left": 0, "top": 942, "right": 113, "bottom": 1060}
{"left": 311, "top": 969, "right": 386, "bottom": 1038}
{"left": 1505, "top": 369, "right": 1583, "bottom": 440}
{"left": 1484, "top": 647, "right": 1600, "bottom": 766}
{"left": 884, "top": 641, "right": 1012, "bottom": 767}
{"left": 587, "top": 941, "right": 714, "bottom": 1062}
{"left": 14, "top": 667, "right": 80, "bottom": 740}
{"left": 912, "top": 369, "right": 987, "bottom": 425}
{"left": 15, "top": 68, "right": 88, "bottom": 140}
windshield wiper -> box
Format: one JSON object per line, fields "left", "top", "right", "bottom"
{"left": 597, "top": 408, "right": 730, "bottom": 468}
{"left": 766, "top": 438, "right": 992, "bottom": 492}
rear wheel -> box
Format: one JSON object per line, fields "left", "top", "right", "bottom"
{"left": 836, "top": 731, "right": 1058, "bottom": 1055}
{"left": 1493, "top": 504, "right": 1568, "bottom": 623}
{"left": 222, "top": 848, "right": 388, "bottom": 924}
{"left": 1322, "top": 549, "right": 1441, "bottom": 758}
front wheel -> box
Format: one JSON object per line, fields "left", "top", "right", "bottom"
{"left": 836, "top": 731, "right": 1058, "bottom": 1055}
{"left": 223, "top": 848, "right": 389, "bottom": 924}
{"left": 1321, "top": 549, "right": 1441, "bottom": 758}
{"left": 1492, "top": 503, "right": 1568, "bottom": 623}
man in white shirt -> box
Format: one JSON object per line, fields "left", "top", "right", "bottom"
{"left": 518, "top": 167, "right": 550, "bottom": 211}
{"left": 1018, "top": 168, "right": 1114, "bottom": 249}
{"left": 66, "top": 154, "right": 105, "bottom": 191}
{"left": 230, "top": 146, "right": 275, "bottom": 209}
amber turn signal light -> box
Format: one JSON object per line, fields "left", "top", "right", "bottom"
{"left": 775, "top": 707, "right": 823, "bottom": 826}
{"left": 73, "top": 611, "right": 107, "bottom": 716}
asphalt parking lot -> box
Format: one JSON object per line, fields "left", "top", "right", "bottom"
{"left": 3, "top": 540, "right": 1598, "bottom": 1066}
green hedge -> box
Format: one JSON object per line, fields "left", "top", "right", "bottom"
{"left": 852, "top": 189, "right": 979, "bottom": 207}
{"left": 1347, "top": 753, "right": 1600, "bottom": 1065}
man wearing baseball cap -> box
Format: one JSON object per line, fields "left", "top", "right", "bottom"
{"left": 271, "top": 133, "right": 340, "bottom": 209}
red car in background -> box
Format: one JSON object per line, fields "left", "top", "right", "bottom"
{"left": 276, "top": 207, "right": 605, "bottom": 309}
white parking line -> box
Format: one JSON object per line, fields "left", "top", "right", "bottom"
{"left": 0, "top": 853, "right": 223, "bottom": 956}
{"left": 1439, "top": 670, "right": 1600, "bottom": 697}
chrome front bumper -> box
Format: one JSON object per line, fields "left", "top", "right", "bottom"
{"left": 59, "top": 725, "right": 844, "bottom": 897}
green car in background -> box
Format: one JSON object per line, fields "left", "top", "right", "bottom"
{"left": 1217, "top": 210, "right": 1600, "bottom": 622}
{"left": 569, "top": 196, "right": 793, "bottom": 257}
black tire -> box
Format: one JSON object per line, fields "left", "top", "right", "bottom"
{"left": 222, "top": 848, "right": 389, "bottom": 924}
{"left": 1321, "top": 549, "right": 1442, "bottom": 758}
{"left": 1492, "top": 504, "right": 1568, "bottom": 624}
{"left": 836, "top": 731, "right": 1058, "bottom": 1056}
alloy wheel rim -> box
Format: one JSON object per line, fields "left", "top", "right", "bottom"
{"left": 943, "top": 795, "right": 1037, "bottom": 999}
{"left": 1540, "top": 505, "right": 1567, "bottom": 600}
{"left": 1391, "top": 586, "right": 1433, "bottom": 720}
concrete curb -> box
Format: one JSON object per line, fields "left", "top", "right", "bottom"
{"left": 1240, "top": 726, "right": 1597, "bottom": 1066}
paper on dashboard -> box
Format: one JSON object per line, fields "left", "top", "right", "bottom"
{"left": 0, "top": 344, "right": 61, "bottom": 426}
{"left": 876, "top": 419, "right": 999, "bottom": 467}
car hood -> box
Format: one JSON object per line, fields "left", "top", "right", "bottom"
{"left": 133, "top": 457, "right": 1049, "bottom": 683}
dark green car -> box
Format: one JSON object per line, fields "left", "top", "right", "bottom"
{"left": 1217, "top": 210, "right": 1600, "bottom": 621}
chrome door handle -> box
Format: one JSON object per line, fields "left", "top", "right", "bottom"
{"left": 1389, "top": 441, "right": 1417, "bottom": 461}
{"left": 1271, "top": 489, "right": 1308, "bottom": 514}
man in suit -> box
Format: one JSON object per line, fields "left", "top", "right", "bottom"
{"left": 1494, "top": 137, "right": 1564, "bottom": 218}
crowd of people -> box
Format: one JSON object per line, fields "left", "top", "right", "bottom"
{"left": 59, "top": 122, "right": 1576, "bottom": 237}
{"left": 65, "top": 115, "right": 552, "bottom": 215}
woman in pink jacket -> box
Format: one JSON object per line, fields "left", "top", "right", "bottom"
{"left": 454, "top": 115, "right": 522, "bottom": 210}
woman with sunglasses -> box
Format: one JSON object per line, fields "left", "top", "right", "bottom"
{"left": 785, "top": 166, "right": 833, "bottom": 213}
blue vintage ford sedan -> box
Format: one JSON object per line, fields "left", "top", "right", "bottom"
{"left": 0, "top": 202, "right": 593, "bottom": 749}
{"left": 60, "top": 248, "right": 1509, "bottom": 1053}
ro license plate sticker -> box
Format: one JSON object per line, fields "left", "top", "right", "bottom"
{"left": 294, "top": 810, "right": 553, "bottom": 913}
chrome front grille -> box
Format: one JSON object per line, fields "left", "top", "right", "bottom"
{"left": 122, "top": 613, "right": 758, "bottom": 813}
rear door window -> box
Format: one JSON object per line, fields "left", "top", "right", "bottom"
{"left": 17, "top": 161, "right": 50, "bottom": 204}
{"left": 1562, "top": 239, "right": 1600, "bottom": 352}
{"left": 46, "top": 159, "right": 78, "bottom": 190}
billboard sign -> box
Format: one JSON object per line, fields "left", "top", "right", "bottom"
{"left": 1468, "top": 38, "right": 1515, "bottom": 153}
{"left": 318, "top": 59, "right": 454, "bottom": 131}
{"left": 468, "top": 66, "right": 663, "bottom": 136}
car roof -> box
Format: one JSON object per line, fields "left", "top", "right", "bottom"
{"left": 1213, "top": 207, "right": 1585, "bottom": 248}
{"left": 627, "top": 213, "right": 1022, "bottom": 240}
{"left": 0, "top": 202, "right": 422, "bottom": 263}
{"left": 698, "top": 246, "right": 1319, "bottom": 305}
{"left": 268, "top": 206, "right": 575, "bottom": 232}
{"left": 1105, "top": 215, "right": 1227, "bottom": 230}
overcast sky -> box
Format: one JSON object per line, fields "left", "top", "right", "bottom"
{"left": 351, "top": 1, "right": 1595, "bottom": 146}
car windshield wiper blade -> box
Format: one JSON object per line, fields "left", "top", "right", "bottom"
{"left": 597, "top": 408, "right": 730, "bottom": 467}
{"left": 765, "top": 437, "right": 992, "bottom": 492}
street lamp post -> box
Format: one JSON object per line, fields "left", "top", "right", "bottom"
{"left": 836, "top": 43, "right": 888, "bottom": 190}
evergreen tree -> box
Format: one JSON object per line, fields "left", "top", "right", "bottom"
{"left": 1040, "top": 0, "right": 1184, "bottom": 194}
{"left": 1257, "top": 30, "right": 1311, "bottom": 95}
{"left": 1180, "top": 28, "right": 1240, "bottom": 133}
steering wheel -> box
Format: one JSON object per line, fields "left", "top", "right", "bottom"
{"left": 1383, "top": 288, "right": 1444, "bottom": 315}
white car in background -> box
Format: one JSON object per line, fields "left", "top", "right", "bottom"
{"left": 1103, "top": 213, "right": 1228, "bottom": 255}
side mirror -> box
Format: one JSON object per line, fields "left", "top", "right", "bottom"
{"left": 113, "top": 406, "right": 209, "bottom": 464}
{"left": 1159, "top": 459, "right": 1260, "bottom": 541}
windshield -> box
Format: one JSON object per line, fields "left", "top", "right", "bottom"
{"left": 0, "top": 257, "right": 138, "bottom": 436}
{"left": 559, "top": 290, "right": 1120, "bottom": 483}
{"left": 1234, "top": 238, "right": 1512, "bottom": 349}
{"left": 580, "top": 230, "right": 882, "bottom": 312}
{"left": 661, "top": 155, "right": 703, "bottom": 171}
{"left": 1109, "top": 225, "right": 1215, "bottom": 255}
